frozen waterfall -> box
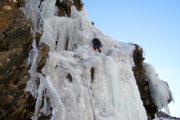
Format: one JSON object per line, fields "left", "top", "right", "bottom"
{"left": 24, "top": 0, "right": 149, "bottom": 120}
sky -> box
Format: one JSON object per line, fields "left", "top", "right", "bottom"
{"left": 83, "top": 0, "right": 180, "bottom": 117}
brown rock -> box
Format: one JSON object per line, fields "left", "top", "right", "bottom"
{"left": 0, "top": 0, "right": 35, "bottom": 119}
{"left": 132, "top": 44, "right": 158, "bottom": 120}
{"left": 55, "top": 0, "right": 83, "bottom": 17}
{"left": 156, "top": 111, "right": 180, "bottom": 120}
{"left": 37, "top": 43, "right": 50, "bottom": 73}
{"left": 6, "top": 92, "right": 36, "bottom": 120}
{"left": 35, "top": 32, "right": 42, "bottom": 45}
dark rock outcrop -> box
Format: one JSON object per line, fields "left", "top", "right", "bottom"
{"left": 37, "top": 43, "right": 50, "bottom": 73}
{"left": 0, "top": 0, "right": 34, "bottom": 119}
{"left": 55, "top": 0, "right": 83, "bottom": 17}
{"left": 132, "top": 44, "right": 158, "bottom": 120}
{"left": 156, "top": 111, "right": 180, "bottom": 120}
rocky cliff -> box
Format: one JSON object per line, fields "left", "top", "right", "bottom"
{"left": 0, "top": 0, "right": 83, "bottom": 119}
{"left": 0, "top": 0, "right": 172, "bottom": 120}
{"left": 0, "top": 0, "right": 35, "bottom": 119}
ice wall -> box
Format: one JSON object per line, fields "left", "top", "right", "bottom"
{"left": 24, "top": 0, "right": 148, "bottom": 120}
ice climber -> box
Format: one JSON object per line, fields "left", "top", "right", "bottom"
{"left": 92, "top": 38, "right": 102, "bottom": 53}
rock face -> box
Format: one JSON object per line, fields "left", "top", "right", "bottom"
{"left": 0, "top": 0, "right": 83, "bottom": 120}
{"left": 55, "top": 0, "right": 83, "bottom": 17}
{"left": 0, "top": 0, "right": 34, "bottom": 119}
{"left": 37, "top": 43, "right": 50, "bottom": 73}
{"left": 156, "top": 111, "right": 180, "bottom": 120}
{"left": 132, "top": 44, "right": 158, "bottom": 120}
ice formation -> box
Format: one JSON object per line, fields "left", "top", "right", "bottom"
{"left": 143, "top": 63, "right": 173, "bottom": 115}
{"left": 22, "top": 0, "right": 172, "bottom": 120}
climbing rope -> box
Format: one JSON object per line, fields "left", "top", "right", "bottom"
{"left": 81, "top": 58, "right": 96, "bottom": 120}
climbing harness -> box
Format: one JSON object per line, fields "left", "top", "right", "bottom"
{"left": 81, "top": 58, "right": 96, "bottom": 120}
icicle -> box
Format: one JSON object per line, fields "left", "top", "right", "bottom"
{"left": 143, "top": 63, "right": 173, "bottom": 115}
{"left": 26, "top": 40, "right": 39, "bottom": 97}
